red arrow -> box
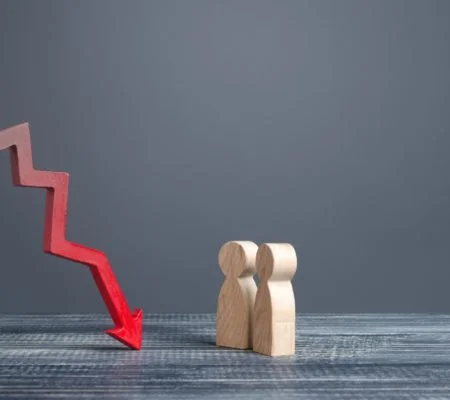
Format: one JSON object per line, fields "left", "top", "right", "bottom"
{"left": 0, "top": 123, "right": 143, "bottom": 350}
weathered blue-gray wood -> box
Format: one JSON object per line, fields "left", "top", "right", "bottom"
{"left": 1, "top": 314, "right": 450, "bottom": 399}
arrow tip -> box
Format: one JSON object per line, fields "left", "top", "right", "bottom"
{"left": 106, "top": 309, "right": 143, "bottom": 350}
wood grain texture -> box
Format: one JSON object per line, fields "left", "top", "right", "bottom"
{"left": 216, "top": 241, "right": 258, "bottom": 349}
{"left": 253, "top": 243, "right": 297, "bottom": 356}
{"left": 1, "top": 314, "right": 450, "bottom": 399}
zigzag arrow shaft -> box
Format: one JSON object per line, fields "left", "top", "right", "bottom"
{"left": 0, "top": 123, "right": 143, "bottom": 350}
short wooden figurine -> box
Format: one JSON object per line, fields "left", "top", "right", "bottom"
{"left": 253, "top": 243, "right": 297, "bottom": 356}
{"left": 216, "top": 241, "right": 258, "bottom": 349}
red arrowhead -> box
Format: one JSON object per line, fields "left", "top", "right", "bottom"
{"left": 106, "top": 309, "right": 143, "bottom": 350}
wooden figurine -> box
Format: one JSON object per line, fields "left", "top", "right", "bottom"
{"left": 216, "top": 241, "right": 258, "bottom": 349}
{"left": 253, "top": 243, "right": 297, "bottom": 356}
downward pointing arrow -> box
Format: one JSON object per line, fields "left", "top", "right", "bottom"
{"left": 61, "top": 242, "right": 143, "bottom": 350}
{"left": 0, "top": 123, "right": 143, "bottom": 350}
{"left": 107, "top": 309, "right": 143, "bottom": 350}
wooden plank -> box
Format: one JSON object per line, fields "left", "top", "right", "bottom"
{"left": 0, "top": 314, "right": 450, "bottom": 399}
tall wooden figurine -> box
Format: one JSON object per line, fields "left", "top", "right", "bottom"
{"left": 216, "top": 241, "right": 258, "bottom": 349}
{"left": 253, "top": 243, "right": 297, "bottom": 356}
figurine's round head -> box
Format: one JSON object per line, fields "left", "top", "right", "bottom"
{"left": 218, "top": 241, "right": 258, "bottom": 278}
{"left": 256, "top": 243, "right": 297, "bottom": 281}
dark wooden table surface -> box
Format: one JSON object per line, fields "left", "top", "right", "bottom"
{"left": 0, "top": 314, "right": 450, "bottom": 399}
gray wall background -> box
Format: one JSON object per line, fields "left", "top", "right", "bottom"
{"left": 0, "top": 0, "right": 449, "bottom": 313}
